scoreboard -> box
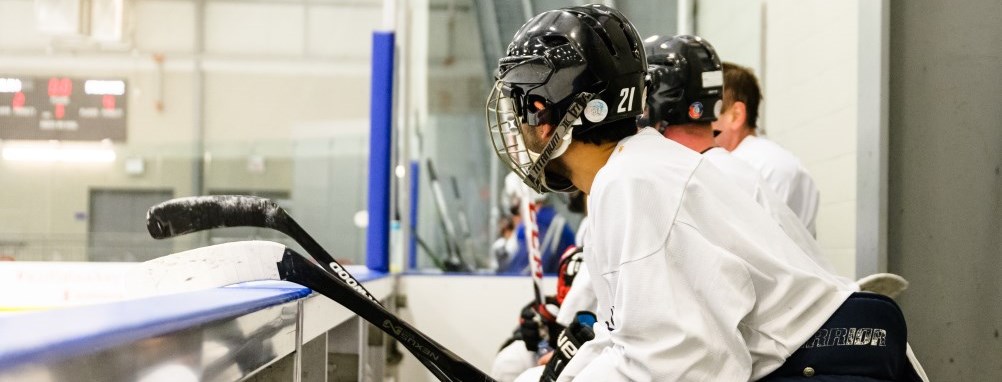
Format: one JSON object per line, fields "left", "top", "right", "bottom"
{"left": 0, "top": 76, "right": 127, "bottom": 141}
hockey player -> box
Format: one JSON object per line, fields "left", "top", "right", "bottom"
{"left": 640, "top": 34, "right": 850, "bottom": 285}
{"left": 491, "top": 246, "right": 589, "bottom": 382}
{"left": 496, "top": 172, "right": 576, "bottom": 274}
{"left": 642, "top": 34, "right": 914, "bottom": 299}
{"left": 713, "top": 61, "right": 821, "bottom": 236}
{"left": 487, "top": 4, "right": 924, "bottom": 381}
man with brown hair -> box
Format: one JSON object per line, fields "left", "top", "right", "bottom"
{"left": 713, "top": 62, "right": 821, "bottom": 235}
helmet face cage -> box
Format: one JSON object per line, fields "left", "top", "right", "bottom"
{"left": 487, "top": 4, "right": 647, "bottom": 193}
{"left": 487, "top": 81, "right": 590, "bottom": 193}
{"left": 486, "top": 81, "right": 533, "bottom": 189}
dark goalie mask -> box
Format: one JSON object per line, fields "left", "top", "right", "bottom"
{"left": 486, "top": 4, "right": 647, "bottom": 193}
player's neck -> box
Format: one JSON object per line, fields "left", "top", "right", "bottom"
{"left": 560, "top": 141, "right": 617, "bottom": 195}
{"left": 664, "top": 124, "right": 716, "bottom": 153}
{"left": 722, "top": 126, "right": 756, "bottom": 151}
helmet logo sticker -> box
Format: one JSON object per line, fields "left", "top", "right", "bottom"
{"left": 713, "top": 100, "right": 723, "bottom": 118}
{"left": 584, "top": 99, "right": 609, "bottom": 123}
{"left": 702, "top": 70, "right": 723, "bottom": 88}
{"left": 688, "top": 102, "right": 703, "bottom": 120}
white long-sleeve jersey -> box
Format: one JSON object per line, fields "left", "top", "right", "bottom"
{"left": 562, "top": 128, "right": 852, "bottom": 381}
{"left": 702, "top": 147, "right": 854, "bottom": 287}
{"left": 730, "top": 135, "right": 820, "bottom": 236}
{"left": 552, "top": 147, "right": 851, "bottom": 329}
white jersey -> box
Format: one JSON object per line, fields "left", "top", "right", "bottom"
{"left": 574, "top": 216, "right": 589, "bottom": 247}
{"left": 492, "top": 340, "right": 536, "bottom": 382}
{"left": 563, "top": 128, "right": 852, "bottom": 381}
{"left": 730, "top": 135, "right": 820, "bottom": 236}
{"left": 703, "top": 148, "right": 852, "bottom": 286}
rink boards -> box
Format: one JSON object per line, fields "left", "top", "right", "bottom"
{"left": 0, "top": 263, "right": 393, "bottom": 381}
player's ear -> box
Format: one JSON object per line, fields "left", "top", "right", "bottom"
{"left": 532, "top": 100, "right": 556, "bottom": 139}
{"left": 731, "top": 101, "right": 748, "bottom": 129}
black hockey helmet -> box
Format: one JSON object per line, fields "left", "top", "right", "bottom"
{"left": 639, "top": 34, "right": 723, "bottom": 129}
{"left": 487, "top": 4, "right": 646, "bottom": 193}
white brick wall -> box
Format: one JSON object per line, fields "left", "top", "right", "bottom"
{"left": 696, "top": 0, "right": 763, "bottom": 77}
{"left": 0, "top": 0, "right": 64, "bottom": 48}
{"left": 764, "top": 0, "right": 860, "bottom": 278}
{"left": 698, "top": 0, "right": 865, "bottom": 278}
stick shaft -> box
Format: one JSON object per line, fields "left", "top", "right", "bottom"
{"left": 520, "top": 186, "right": 546, "bottom": 309}
{"left": 519, "top": 185, "right": 551, "bottom": 356}
{"left": 147, "top": 197, "right": 455, "bottom": 378}
{"left": 426, "top": 160, "right": 467, "bottom": 269}
{"left": 280, "top": 250, "right": 493, "bottom": 382}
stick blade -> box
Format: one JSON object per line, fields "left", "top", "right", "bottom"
{"left": 146, "top": 195, "right": 283, "bottom": 239}
{"left": 127, "top": 240, "right": 287, "bottom": 299}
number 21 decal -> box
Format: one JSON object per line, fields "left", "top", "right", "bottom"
{"left": 617, "top": 87, "right": 636, "bottom": 113}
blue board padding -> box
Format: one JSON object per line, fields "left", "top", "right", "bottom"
{"left": 408, "top": 160, "right": 420, "bottom": 270}
{"left": 0, "top": 281, "right": 309, "bottom": 370}
{"left": 341, "top": 264, "right": 390, "bottom": 283}
{"left": 366, "top": 31, "right": 396, "bottom": 273}
{"left": 402, "top": 270, "right": 548, "bottom": 278}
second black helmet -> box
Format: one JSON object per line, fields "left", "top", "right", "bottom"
{"left": 641, "top": 34, "right": 723, "bottom": 128}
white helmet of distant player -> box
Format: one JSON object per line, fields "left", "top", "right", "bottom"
{"left": 502, "top": 172, "right": 546, "bottom": 215}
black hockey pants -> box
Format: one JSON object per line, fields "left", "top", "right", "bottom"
{"left": 759, "top": 293, "right": 924, "bottom": 382}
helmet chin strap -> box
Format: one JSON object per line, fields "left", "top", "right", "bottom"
{"left": 526, "top": 124, "right": 574, "bottom": 163}
{"left": 532, "top": 93, "right": 594, "bottom": 192}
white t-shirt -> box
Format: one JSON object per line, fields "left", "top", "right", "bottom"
{"left": 574, "top": 216, "right": 589, "bottom": 248}
{"left": 492, "top": 340, "right": 537, "bottom": 382}
{"left": 556, "top": 215, "right": 599, "bottom": 326}
{"left": 562, "top": 128, "right": 851, "bottom": 381}
{"left": 730, "top": 135, "right": 820, "bottom": 236}
{"left": 703, "top": 148, "right": 852, "bottom": 286}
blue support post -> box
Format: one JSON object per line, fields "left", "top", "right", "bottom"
{"left": 365, "top": 31, "right": 395, "bottom": 273}
{"left": 408, "top": 160, "right": 420, "bottom": 270}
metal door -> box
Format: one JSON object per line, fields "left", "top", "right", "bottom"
{"left": 88, "top": 189, "right": 174, "bottom": 262}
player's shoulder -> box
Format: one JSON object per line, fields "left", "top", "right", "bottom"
{"left": 590, "top": 133, "right": 692, "bottom": 265}
{"left": 592, "top": 129, "right": 697, "bottom": 202}
{"left": 734, "top": 135, "right": 803, "bottom": 175}
{"left": 758, "top": 136, "right": 802, "bottom": 163}
{"left": 600, "top": 128, "right": 702, "bottom": 179}
{"left": 704, "top": 147, "right": 755, "bottom": 173}
{"left": 592, "top": 127, "right": 705, "bottom": 193}
{"left": 702, "top": 148, "right": 761, "bottom": 196}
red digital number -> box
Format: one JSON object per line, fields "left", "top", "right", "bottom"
{"left": 102, "top": 95, "right": 116, "bottom": 110}
{"left": 12, "top": 92, "right": 25, "bottom": 109}
{"left": 47, "top": 77, "right": 72, "bottom": 97}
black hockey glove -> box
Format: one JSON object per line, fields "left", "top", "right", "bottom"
{"left": 519, "top": 297, "right": 563, "bottom": 352}
{"left": 540, "top": 311, "right": 597, "bottom": 382}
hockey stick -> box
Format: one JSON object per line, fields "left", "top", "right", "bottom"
{"left": 520, "top": 184, "right": 552, "bottom": 355}
{"left": 133, "top": 241, "right": 493, "bottom": 382}
{"left": 145, "top": 196, "right": 381, "bottom": 301}
{"left": 145, "top": 196, "right": 449, "bottom": 379}
{"left": 414, "top": 234, "right": 447, "bottom": 270}
{"left": 450, "top": 176, "right": 477, "bottom": 268}
{"left": 425, "top": 159, "right": 469, "bottom": 272}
